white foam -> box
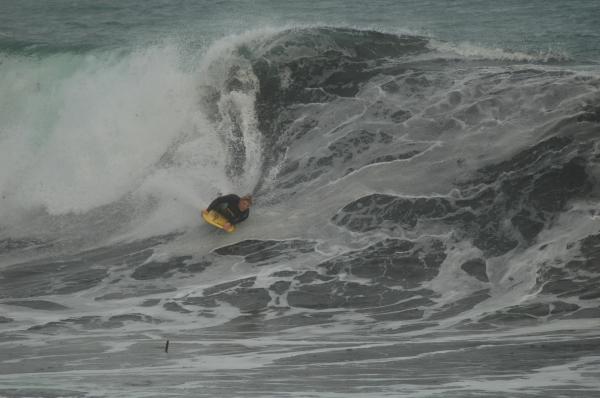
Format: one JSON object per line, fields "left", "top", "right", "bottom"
{"left": 428, "top": 39, "right": 571, "bottom": 62}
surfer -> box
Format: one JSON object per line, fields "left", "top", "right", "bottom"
{"left": 203, "top": 194, "right": 253, "bottom": 231}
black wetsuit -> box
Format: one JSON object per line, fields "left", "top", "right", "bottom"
{"left": 207, "top": 194, "right": 249, "bottom": 225}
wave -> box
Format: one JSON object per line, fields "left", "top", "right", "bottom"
{"left": 1, "top": 27, "right": 599, "bottom": 241}
{"left": 0, "top": 37, "right": 265, "bottom": 244}
{"left": 428, "top": 39, "right": 572, "bottom": 63}
{"left": 2, "top": 26, "right": 600, "bottom": 302}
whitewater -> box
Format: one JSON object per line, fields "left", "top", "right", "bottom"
{"left": 1, "top": 1, "right": 600, "bottom": 397}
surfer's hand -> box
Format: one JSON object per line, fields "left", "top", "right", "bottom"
{"left": 224, "top": 222, "right": 232, "bottom": 230}
{"left": 202, "top": 209, "right": 208, "bottom": 215}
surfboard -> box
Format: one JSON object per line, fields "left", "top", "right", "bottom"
{"left": 202, "top": 210, "right": 235, "bottom": 233}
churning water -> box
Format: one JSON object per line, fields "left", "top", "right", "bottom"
{"left": 1, "top": 1, "right": 600, "bottom": 397}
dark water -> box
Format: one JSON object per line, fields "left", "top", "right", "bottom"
{"left": 1, "top": 2, "right": 600, "bottom": 397}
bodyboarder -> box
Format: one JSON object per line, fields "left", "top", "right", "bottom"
{"left": 202, "top": 194, "right": 252, "bottom": 231}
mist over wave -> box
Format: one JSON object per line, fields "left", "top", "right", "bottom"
{"left": 0, "top": 32, "right": 272, "bottom": 246}
{"left": 1, "top": 26, "right": 600, "bottom": 397}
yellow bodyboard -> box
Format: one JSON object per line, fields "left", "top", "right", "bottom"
{"left": 202, "top": 210, "right": 235, "bottom": 233}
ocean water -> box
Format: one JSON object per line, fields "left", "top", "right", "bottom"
{"left": 1, "top": 1, "right": 600, "bottom": 397}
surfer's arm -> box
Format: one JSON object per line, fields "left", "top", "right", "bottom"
{"left": 231, "top": 210, "right": 249, "bottom": 225}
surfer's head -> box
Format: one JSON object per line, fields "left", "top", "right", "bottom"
{"left": 239, "top": 195, "right": 253, "bottom": 211}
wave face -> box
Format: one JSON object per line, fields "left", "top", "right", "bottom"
{"left": 1, "top": 27, "right": 600, "bottom": 397}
